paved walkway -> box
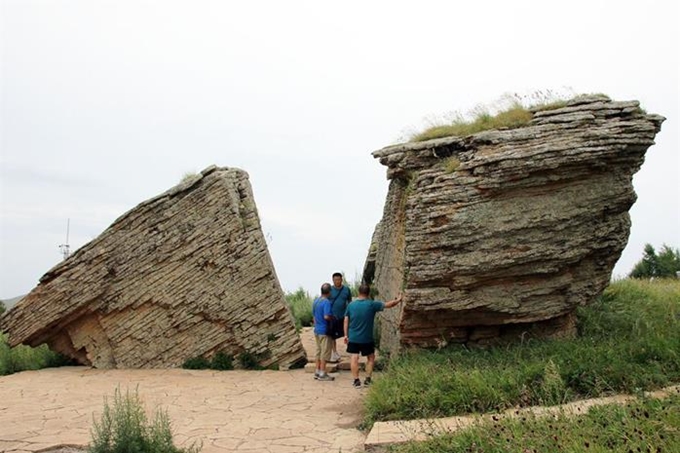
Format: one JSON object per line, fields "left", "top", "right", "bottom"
{"left": 0, "top": 328, "right": 370, "bottom": 453}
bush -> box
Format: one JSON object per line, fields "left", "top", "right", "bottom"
{"left": 210, "top": 351, "right": 234, "bottom": 370}
{"left": 237, "top": 351, "right": 262, "bottom": 370}
{"left": 0, "top": 333, "right": 72, "bottom": 376}
{"left": 285, "top": 287, "right": 313, "bottom": 329}
{"left": 181, "top": 356, "right": 210, "bottom": 370}
{"left": 364, "top": 278, "right": 680, "bottom": 425}
{"left": 89, "top": 387, "right": 201, "bottom": 453}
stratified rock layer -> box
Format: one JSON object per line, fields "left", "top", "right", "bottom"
{"left": 0, "top": 166, "right": 307, "bottom": 369}
{"left": 365, "top": 95, "right": 665, "bottom": 354}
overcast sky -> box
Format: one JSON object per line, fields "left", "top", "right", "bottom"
{"left": 1, "top": 0, "right": 678, "bottom": 300}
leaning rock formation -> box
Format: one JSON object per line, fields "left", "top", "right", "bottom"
{"left": 0, "top": 166, "right": 307, "bottom": 369}
{"left": 365, "top": 95, "right": 665, "bottom": 354}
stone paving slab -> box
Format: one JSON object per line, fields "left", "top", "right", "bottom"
{"left": 0, "top": 367, "right": 367, "bottom": 453}
{"left": 0, "top": 327, "right": 373, "bottom": 453}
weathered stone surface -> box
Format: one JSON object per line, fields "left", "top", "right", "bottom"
{"left": 365, "top": 95, "right": 665, "bottom": 354}
{"left": 0, "top": 166, "right": 307, "bottom": 369}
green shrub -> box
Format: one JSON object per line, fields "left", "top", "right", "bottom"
{"left": 365, "top": 279, "right": 680, "bottom": 425}
{"left": 210, "top": 351, "right": 234, "bottom": 370}
{"left": 237, "top": 351, "right": 263, "bottom": 370}
{"left": 89, "top": 387, "right": 201, "bottom": 453}
{"left": 181, "top": 356, "right": 210, "bottom": 370}
{"left": 285, "top": 287, "right": 313, "bottom": 329}
{"left": 1, "top": 333, "right": 72, "bottom": 376}
{"left": 390, "top": 393, "right": 680, "bottom": 453}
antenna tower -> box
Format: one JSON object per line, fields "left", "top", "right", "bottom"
{"left": 59, "top": 219, "right": 71, "bottom": 260}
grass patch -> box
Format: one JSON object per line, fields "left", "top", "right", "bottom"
{"left": 411, "top": 104, "right": 533, "bottom": 142}
{"left": 408, "top": 91, "right": 614, "bottom": 142}
{"left": 365, "top": 279, "right": 680, "bottom": 425}
{"left": 285, "top": 287, "right": 313, "bottom": 330}
{"left": 90, "top": 387, "right": 201, "bottom": 453}
{"left": 0, "top": 332, "right": 72, "bottom": 376}
{"left": 389, "top": 392, "right": 680, "bottom": 453}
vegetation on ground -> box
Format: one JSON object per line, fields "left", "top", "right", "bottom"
{"left": 0, "top": 332, "right": 72, "bottom": 376}
{"left": 629, "top": 243, "right": 680, "bottom": 279}
{"left": 181, "top": 350, "right": 235, "bottom": 371}
{"left": 389, "top": 392, "right": 680, "bottom": 453}
{"left": 408, "top": 91, "right": 605, "bottom": 142}
{"left": 0, "top": 300, "right": 5, "bottom": 315}
{"left": 285, "top": 287, "right": 313, "bottom": 330}
{"left": 365, "top": 278, "right": 680, "bottom": 426}
{"left": 89, "top": 387, "right": 201, "bottom": 453}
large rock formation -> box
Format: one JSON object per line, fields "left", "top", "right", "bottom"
{"left": 0, "top": 166, "right": 307, "bottom": 369}
{"left": 365, "top": 95, "right": 665, "bottom": 354}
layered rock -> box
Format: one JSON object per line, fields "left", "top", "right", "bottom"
{"left": 0, "top": 166, "right": 307, "bottom": 369}
{"left": 365, "top": 95, "right": 665, "bottom": 354}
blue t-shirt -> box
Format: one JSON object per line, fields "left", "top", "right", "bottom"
{"left": 330, "top": 285, "right": 352, "bottom": 319}
{"left": 312, "top": 296, "right": 332, "bottom": 335}
{"left": 344, "top": 299, "right": 385, "bottom": 344}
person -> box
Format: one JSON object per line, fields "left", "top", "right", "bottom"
{"left": 344, "top": 284, "right": 402, "bottom": 388}
{"left": 312, "top": 282, "right": 335, "bottom": 381}
{"left": 329, "top": 272, "right": 352, "bottom": 362}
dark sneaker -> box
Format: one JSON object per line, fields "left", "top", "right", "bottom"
{"left": 353, "top": 378, "right": 362, "bottom": 389}
{"left": 313, "top": 373, "right": 320, "bottom": 380}
{"left": 317, "top": 373, "right": 335, "bottom": 381}
{"left": 364, "top": 377, "right": 372, "bottom": 387}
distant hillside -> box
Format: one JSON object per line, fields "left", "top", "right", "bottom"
{"left": 0, "top": 295, "right": 25, "bottom": 313}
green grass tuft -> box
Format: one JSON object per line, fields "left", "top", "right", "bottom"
{"left": 89, "top": 387, "right": 201, "bottom": 453}
{"left": 365, "top": 279, "right": 680, "bottom": 426}
{"left": 411, "top": 104, "right": 533, "bottom": 142}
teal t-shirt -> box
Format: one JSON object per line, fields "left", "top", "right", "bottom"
{"left": 330, "top": 285, "right": 352, "bottom": 319}
{"left": 345, "top": 299, "right": 385, "bottom": 344}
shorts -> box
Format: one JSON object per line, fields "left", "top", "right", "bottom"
{"left": 329, "top": 318, "right": 344, "bottom": 340}
{"left": 347, "top": 341, "right": 375, "bottom": 357}
{"left": 315, "top": 334, "right": 333, "bottom": 361}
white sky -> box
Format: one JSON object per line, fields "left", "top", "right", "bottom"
{"left": 1, "top": 0, "right": 678, "bottom": 299}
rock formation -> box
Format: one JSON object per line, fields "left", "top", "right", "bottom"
{"left": 365, "top": 95, "right": 665, "bottom": 354}
{"left": 0, "top": 166, "right": 307, "bottom": 369}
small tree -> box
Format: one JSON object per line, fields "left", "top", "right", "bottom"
{"left": 0, "top": 300, "right": 5, "bottom": 316}
{"left": 629, "top": 243, "right": 680, "bottom": 278}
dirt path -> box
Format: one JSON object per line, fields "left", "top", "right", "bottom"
{"left": 0, "top": 329, "right": 368, "bottom": 453}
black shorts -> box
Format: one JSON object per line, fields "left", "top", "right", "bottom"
{"left": 329, "top": 318, "right": 344, "bottom": 340}
{"left": 347, "top": 342, "right": 375, "bottom": 356}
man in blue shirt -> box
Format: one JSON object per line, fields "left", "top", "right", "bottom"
{"left": 344, "top": 284, "right": 402, "bottom": 388}
{"left": 312, "top": 282, "right": 335, "bottom": 381}
{"left": 329, "top": 272, "right": 353, "bottom": 362}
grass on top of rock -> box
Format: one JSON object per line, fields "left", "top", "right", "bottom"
{"left": 408, "top": 92, "right": 607, "bottom": 142}
{"left": 364, "top": 278, "right": 680, "bottom": 426}
{"left": 0, "top": 332, "right": 73, "bottom": 376}
{"left": 389, "top": 391, "right": 680, "bottom": 453}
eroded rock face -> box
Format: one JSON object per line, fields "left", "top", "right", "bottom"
{"left": 0, "top": 166, "right": 307, "bottom": 369}
{"left": 365, "top": 95, "right": 665, "bottom": 354}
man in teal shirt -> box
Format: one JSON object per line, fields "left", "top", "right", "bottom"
{"left": 329, "top": 272, "right": 352, "bottom": 362}
{"left": 343, "top": 284, "right": 402, "bottom": 388}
